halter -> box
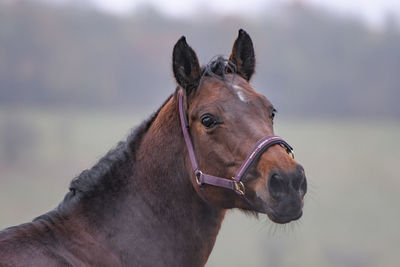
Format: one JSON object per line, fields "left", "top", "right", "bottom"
{"left": 178, "top": 89, "right": 294, "bottom": 196}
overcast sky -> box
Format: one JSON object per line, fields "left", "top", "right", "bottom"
{"left": 45, "top": 0, "right": 400, "bottom": 26}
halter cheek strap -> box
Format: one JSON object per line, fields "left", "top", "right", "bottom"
{"left": 178, "top": 89, "right": 294, "bottom": 196}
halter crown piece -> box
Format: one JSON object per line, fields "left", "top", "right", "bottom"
{"left": 178, "top": 89, "right": 294, "bottom": 196}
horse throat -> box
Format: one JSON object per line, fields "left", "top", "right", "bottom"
{"left": 129, "top": 94, "right": 225, "bottom": 265}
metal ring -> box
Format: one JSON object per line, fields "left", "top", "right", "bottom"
{"left": 195, "top": 170, "right": 203, "bottom": 185}
{"left": 280, "top": 143, "right": 295, "bottom": 159}
{"left": 233, "top": 181, "right": 245, "bottom": 195}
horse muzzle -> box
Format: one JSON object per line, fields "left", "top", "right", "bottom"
{"left": 264, "top": 165, "right": 307, "bottom": 224}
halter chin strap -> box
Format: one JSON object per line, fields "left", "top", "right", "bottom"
{"left": 178, "top": 89, "right": 294, "bottom": 196}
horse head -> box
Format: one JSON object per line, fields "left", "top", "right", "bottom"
{"left": 173, "top": 29, "right": 307, "bottom": 224}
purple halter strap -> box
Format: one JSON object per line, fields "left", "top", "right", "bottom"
{"left": 178, "top": 89, "right": 294, "bottom": 196}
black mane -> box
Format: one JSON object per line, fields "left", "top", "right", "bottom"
{"left": 65, "top": 95, "right": 173, "bottom": 202}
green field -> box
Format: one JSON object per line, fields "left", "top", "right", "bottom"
{"left": 0, "top": 108, "right": 399, "bottom": 267}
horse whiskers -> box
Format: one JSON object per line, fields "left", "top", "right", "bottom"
{"left": 303, "top": 178, "right": 319, "bottom": 206}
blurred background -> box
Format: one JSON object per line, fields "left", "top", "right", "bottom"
{"left": 1, "top": 0, "right": 399, "bottom": 266}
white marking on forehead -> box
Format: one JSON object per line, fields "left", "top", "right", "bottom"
{"left": 232, "top": 85, "right": 248, "bottom": 103}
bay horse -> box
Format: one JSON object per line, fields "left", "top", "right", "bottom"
{"left": 0, "top": 29, "right": 307, "bottom": 266}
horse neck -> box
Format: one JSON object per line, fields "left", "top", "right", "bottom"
{"left": 84, "top": 94, "right": 226, "bottom": 265}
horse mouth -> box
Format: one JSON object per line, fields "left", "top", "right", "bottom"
{"left": 267, "top": 210, "right": 303, "bottom": 224}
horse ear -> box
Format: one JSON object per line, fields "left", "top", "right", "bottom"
{"left": 229, "top": 29, "right": 255, "bottom": 81}
{"left": 173, "top": 36, "right": 202, "bottom": 95}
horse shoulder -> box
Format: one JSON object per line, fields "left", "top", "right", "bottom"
{"left": 0, "top": 223, "right": 66, "bottom": 266}
{"left": 0, "top": 217, "right": 121, "bottom": 266}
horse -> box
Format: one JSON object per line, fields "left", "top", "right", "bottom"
{"left": 0, "top": 29, "right": 307, "bottom": 267}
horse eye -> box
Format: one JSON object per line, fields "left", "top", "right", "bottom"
{"left": 201, "top": 114, "right": 217, "bottom": 129}
{"left": 271, "top": 108, "right": 277, "bottom": 119}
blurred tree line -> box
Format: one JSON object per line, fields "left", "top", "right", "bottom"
{"left": 0, "top": 0, "right": 399, "bottom": 118}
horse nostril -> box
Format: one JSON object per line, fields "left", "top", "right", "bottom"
{"left": 268, "top": 174, "right": 287, "bottom": 200}
{"left": 292, "top": 173, "right": 307, "bottom": 197}
{"left": 292, "top": 176, "right": 301, "bottom": 191}
{"left": 300, "top": 177, "right": 307, "bottom": 196}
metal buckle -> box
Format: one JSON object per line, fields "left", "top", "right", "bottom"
{"left": 195, "top": 170, "right": 203, "bottom": 186}
{"left": 233, "top": 181, "right": 245, "bottom": 195}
